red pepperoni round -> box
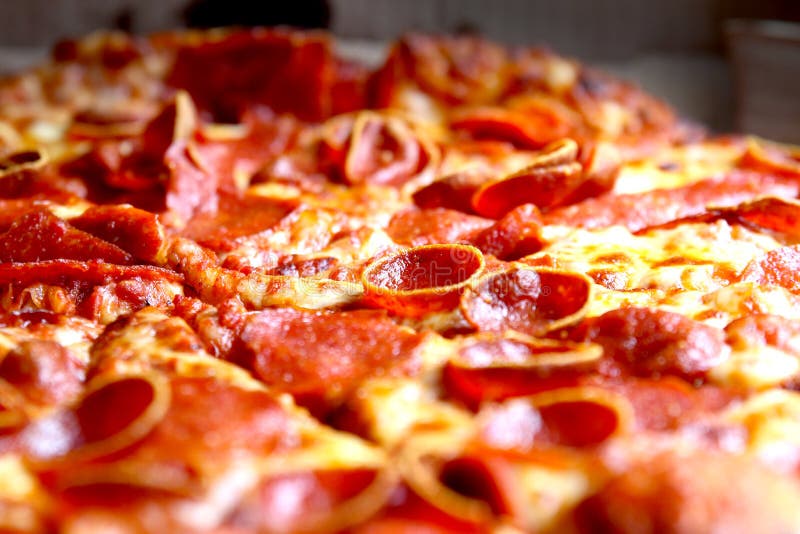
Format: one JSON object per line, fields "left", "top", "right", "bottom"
{"left": 583, "top": 307, "right": 726, "bottom": 380}
{"left": 460, "top": 266, "right": 591, "bottom": 336}
{"left": 471, "top": 203, "right": 544, "bottom": 260}
{"left": 0, "top": 209, "right": 133, "bottom": 265}
{"left": 387, "top": 208, "right": 492, "bottom": 247}
{"left": 238, "top": 308, "right": 425, "bottom": 413}
{"left": 740, "top": 245, "right": 800, "bottom": 294}
{"left": 362, "top": 244, "right": 485, "bottom": 317}
{"left": 0, "top": 340, "right": 84, "bottom": 405}
{"left": 544, "top": 172, "right": 800, "bottom": 231}
{"left": 70, "top": 205, "right": 165, "bottom": 262}
{"left": 443, "top": 336, "right": 600, "bottom": 409}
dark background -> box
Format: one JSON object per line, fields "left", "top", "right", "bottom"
{"left": 0, "top": 0, "right": 797, "bottom": 140}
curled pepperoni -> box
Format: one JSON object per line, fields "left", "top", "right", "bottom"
{"left": 472, "top": 162, "right": 583, "bottom": 219}
{"left": 346, "top": 113, "right": 431, "bottom": 187}
{"left": 477, "top": 388, "right": 631, "bottom": 449}
{"left": 0, "top": 261, "right": 182, "bottom": 288}
{"left": 718, "top": 197, "right": 800, "bottom": 240}
{"left": 23, "top": 373, "right": 170, "bottom": 464}
{"left": 35, "top": 376, "right": 293, "bottom": 500}
{"left": 451, "top": 106, "right": 570, "bottom": 150}
{"left": 739, "top": 245, "right": 800, "bottom": 294}
{"left": 532, "top": 391, "right": 629, "bottom": 448}
{"left": 320, "top": 112, "right": 439, "bottom": 189}
{"left": 582, "top": 307, "right": 727, "bottom": 380}
{"left": 412, "top": 170, "right": 489, "bottom": 214}
{"left": 387, "top": 208, "right": 492, "bottom": 247}
{"left": 70, "top": 204, "right": 165, "bottom": 262}
{"left": 471, "top": 204, "right": 544, "bottom": 260}
{"left": 0, "top": 150, "right": 46, "bottom": 177}
{"left": 443, "top": 334, "right": 601, "bottom": 409}
{"left": 168, "top": 28, "right": 335, "bottom": 122}
{"left": 68, "top": 108, "right": 149, "bottom": 140}
{"left": 237, "top": 308, "right": 426, "bottom": 413}
{"left": 640, "top": 196, "right": 800, "bottom": 238}
{"left": 439, "top": 455, "right": 523, "bottom": 521}
{"left": 0, "top": 340, "right": 84, "bottom": 405}
{"left": 739, "top": 137, "right": 800, "bottom": 178}
{"left": 471, "top": 139, "right": 581, "bottom": 218}
{"left": 371, "top": 33, "right": 511, "bottom": 107}
{"left": 545, "top": 172, "right": 800, "bottom": 231}
{"left": 136, "top": 376, "right": 291, "bottom": 460}
{"left": 600, "top": 376, "right": 738, "bottom": 432}
{"left": 460, "top": 266, "right": 592, "bottom": 336}
{"left": 362, "top": 244, "right": 485, "bottom": 317}
{"left": 0, "top": 208, "right": 133, "bottom": 265}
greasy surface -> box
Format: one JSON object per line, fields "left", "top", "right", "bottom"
{"left": 0, "top": 27, "right": 798, "bottom": 534}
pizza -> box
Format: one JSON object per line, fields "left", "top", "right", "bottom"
{"left": 0, "top": 27, "right": 799, "bottom": 533}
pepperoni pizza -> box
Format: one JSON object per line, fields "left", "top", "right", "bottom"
{"left": 0, "top": 28, "right": 799, "bottom": 533}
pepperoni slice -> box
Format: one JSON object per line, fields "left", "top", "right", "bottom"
{"left": 0, "top": 208, "right": 133, "bottom": 265}
{"left": 544, "top": 172, "right": 800, "bottom": 231}
{"left": 471, "top": 139, "right": 581, "bottom": 218}
{"left": 476, "top": 388, "right": 631, "bottom": 449}
{"left": 718, "top": 197, "right": 800, "bottom": 239}
{"left": 371, "top": 33, "right": 511, "bottom": 107}
{"left": 180, "top": 193, "right": 297, "bottom": 252}
{"left": 450, "top": 106, "right": 570, "bottom": 150}
{"left": 168, "top": 28, "right": 335, "bottom": 122}
{"left": 739, "top": 245, "right": 800, "bottom": 294}
{"left": 443, "top": 335, "right": 601, "bottom": 409}
{"left": 411, "top": 170, "right": 488, "bottom": 213}
{"left": 387, "top": 208, "right": 492, "bottom": 247}
{"left": 0, "top": 340, "right": 84, "bottom": 405}
{"left": 460, "top": 266, "right": 592, "bottom": 336}
{"left": 639, "top": 196, "right": 800, "bottom": 238}
{"left": 23, "top": 374, "right": 170, "bottom": 464}
{"left": 0, "top": 260, "right": 182, "bottom": 288}
{"left": 533, "top": 395, "right": 627, "bottom": 447}
{"left": 34, "top": 376, "right": 292, "bottom": 500}
{"left": 70, "top": 204, "right": 165, "bottom": 262}
{"left": 471, "top": 204, "right": 544, "bottom": 260}
{"left": 582, "top": 307, "right": 727, "bottom": 380}
{"left": 439, "top": 455, "right": 523, "bottom": 519}
{"left": 597, "top": 376, "right": 738, "bottom": 432}
{"left": 343, "top": 113, "right": 435, "bottom": 188}
{"left": 0, "top": 149, "right": 51, "bottom": 197}
{"left": 237, "top": 308, "right": 426, "bottom": 413}
{"left": 362, "top": 244, "right": 485, "bottom": 317}
{"left": 138, "top": 376, "right": 291, "bottom": 460}
{"left": 472, "top": 162, "right": 583, "bottom": 219}
{"left": 739, "top": 137, "right": 800, "bottom": 178}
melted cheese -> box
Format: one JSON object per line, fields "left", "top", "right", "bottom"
{"left": 614, "top": 140, "right": 745, "bottom": 195}
{"left": 721, "top": 390, "right": 800, "bottom": 470}
{"left": 353, "top": 378, "right": 475, "bottom": 448}
{"left": 533, "top": 221, "right": 784, "bottom": 325}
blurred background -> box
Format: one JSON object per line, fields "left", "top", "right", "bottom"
{"left": 0, "top": 0, "right": 798, "bottom": 141}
